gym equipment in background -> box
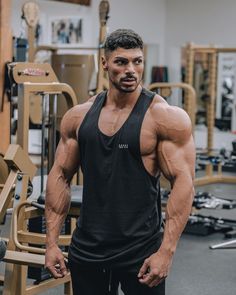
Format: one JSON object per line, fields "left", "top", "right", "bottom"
{"left": 8, "top": 62, "right": 77, "bottom": 180}
{"left": 51, "top": 54, "right": 96, "bottom": 109}
{"left": 0, "top": 145, "right": 82, "bottom": 294}
{"left": 22, "top": 0, "right": 110, "bottom": 95}
{"left": 148, "top": 82, "right": 196, "bottom": 127}
{"left": 0, "top": 62, "right": 77, "bottom": 294}
{"left": 185, "top": 214, "right": 236, "bottom": 236}
{"left": 161, "top": 189, "right": 236, "bottom": 237}
{"left": 183, "top": 44, "right": 236, "bottom": 186}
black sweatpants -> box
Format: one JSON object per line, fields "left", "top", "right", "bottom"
{"left": 69, "top": 260, "right": 165, "bottom": 295}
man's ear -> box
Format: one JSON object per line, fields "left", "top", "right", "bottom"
{"left": 101, "top": 56, "right": 108, "bottom": 71}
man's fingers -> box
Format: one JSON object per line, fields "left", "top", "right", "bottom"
{"left": 139, "top": 269, "right": 166, "bottom": 287}
{"left": 46, "top": 265, "right": 64, "bottom": 279}
{"left": 45, "top": 259, "right": 68, "bottom": 279}
{"left": 149, "top": 277, "right": 164, "bottom": 288}
{"left": 139, "top": 272, "right": 153, "bottom": 284}
{"left": 140, "top": 274, "right": 162, "bottom": 287}
{"left": 137, "top": 259, "right": 149, "bottom": 278}
{"left": 59, "top": 258, "right": 68, "bottom": 276}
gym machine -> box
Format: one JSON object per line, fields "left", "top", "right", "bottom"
{"left": 0, "top": 62, "right": 77, "bottom": 294}
{"left": 0, "top": 145, "right": 74, "bottom": 294}
{"left": 189, "top": 48, "right": 236, "bottom": 249}
{"left": 0, "top": 145, "right": 36, "bottom": 224}
{"left": 8, "top": 62, "right": 77, "bottom": 172}
{"left": 183, "top": 43, "right": 236, "bottom": 186}
{"left": 22, "top": 0, "right": 110, "bottom": 99}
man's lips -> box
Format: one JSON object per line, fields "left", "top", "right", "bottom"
{"left": 121, "top": 77, "right": 137, "bottom": 84}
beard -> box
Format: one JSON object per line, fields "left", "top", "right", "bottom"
{"left": 110, "top": 76, "right": 141, "bottom": 93}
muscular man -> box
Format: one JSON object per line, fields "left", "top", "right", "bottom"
{"left": 45, "top": 29, "right": 195, "bottom": 295}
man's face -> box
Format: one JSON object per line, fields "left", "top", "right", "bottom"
{"left": 102, "top": 47, "right": 144, "bottom": 93}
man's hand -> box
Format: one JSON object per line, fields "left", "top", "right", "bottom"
{"left": 45, "top": 244, "right": 68, "bottom": 279}
{"left": 138, "top": 249, "right": 173, "bottom": 287}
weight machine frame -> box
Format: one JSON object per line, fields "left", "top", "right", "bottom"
{"left": 183, "top": 43, "right": 236, "bottom": 186}
{"left": 0, "top": 62, "right": 77, "bottom": 294}
{"left": 183, "top": 43, "right": 236, "bottom": 249}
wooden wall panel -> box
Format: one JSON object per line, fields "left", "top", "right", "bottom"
{"left": 0, "top": 0, "right": 12, "bottom": 154}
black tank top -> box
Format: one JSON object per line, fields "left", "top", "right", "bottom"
{"left": 69, "top": 88, "right": 162, "bottom": 271}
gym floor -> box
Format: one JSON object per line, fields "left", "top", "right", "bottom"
{"left": 0, "top": 181, "right": 235, "bottom": 295}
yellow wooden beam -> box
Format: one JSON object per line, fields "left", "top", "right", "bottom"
{"left": 0, "top": 0, "right": 12, "bottom": 154}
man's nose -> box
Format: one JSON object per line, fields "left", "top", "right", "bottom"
{"left": 125, "top": 63, "right": 135, "bottom": 74}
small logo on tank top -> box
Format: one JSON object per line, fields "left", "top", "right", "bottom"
{"left": 118, "top": 144, "right": 129, "bottom": 149}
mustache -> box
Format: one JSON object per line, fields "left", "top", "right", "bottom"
{"left": 121, "top": 75, "right": 137, "bottom": 81}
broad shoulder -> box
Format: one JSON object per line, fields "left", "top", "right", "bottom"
{"left": 149, "top": 94, "right": 193, "bottom": 142}
{"left": 60, "top": 95, "right": 96, "bottom": 138}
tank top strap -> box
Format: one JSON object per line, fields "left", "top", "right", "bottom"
{"left": 124, "top": 88, "right": 156, "bottom": 154}
{"left": 132, "top": 88, "right": 155, "bottom": 116}
{"left": 91, "top": 91, "right": 107, "bottom": 113}
{"left": 78, "top": 91, "right": 107, "bottom": 139}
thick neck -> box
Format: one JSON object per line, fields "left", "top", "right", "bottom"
{"left": 106, "top": 85, "right": 142, "bottom": 109}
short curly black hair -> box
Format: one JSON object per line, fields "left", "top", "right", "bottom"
{"left": 104, "top": 29, "right": 143, "bottom": 55}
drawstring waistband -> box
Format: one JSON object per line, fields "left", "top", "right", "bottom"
{"left": 109, "top": 270, "right": 112, "bottom": 292}
{"left": 103, "top": 269, "right": 113, "bottom": 293}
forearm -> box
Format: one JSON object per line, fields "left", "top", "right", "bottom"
{"left": 45, "top": 168, "right": 71, "bottom": 248}
{"left": 160, "top": 174, "right": 194, "bottom": 255}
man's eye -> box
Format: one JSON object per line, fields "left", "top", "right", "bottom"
{"left": 116, "top": 60, "right": 125, "bottom": 65}
{"left": 135, "top": 59, "right": 143, "bottom": 65}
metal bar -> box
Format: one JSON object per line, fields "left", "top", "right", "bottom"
{"left": 210, "top": 239, "right": 236, "bottom": 249}
{"left": 40, "top": 94, "right": 47, "bottom": 193}
{"left": 17, "top": 85, "right": 30, "bottom": 151}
